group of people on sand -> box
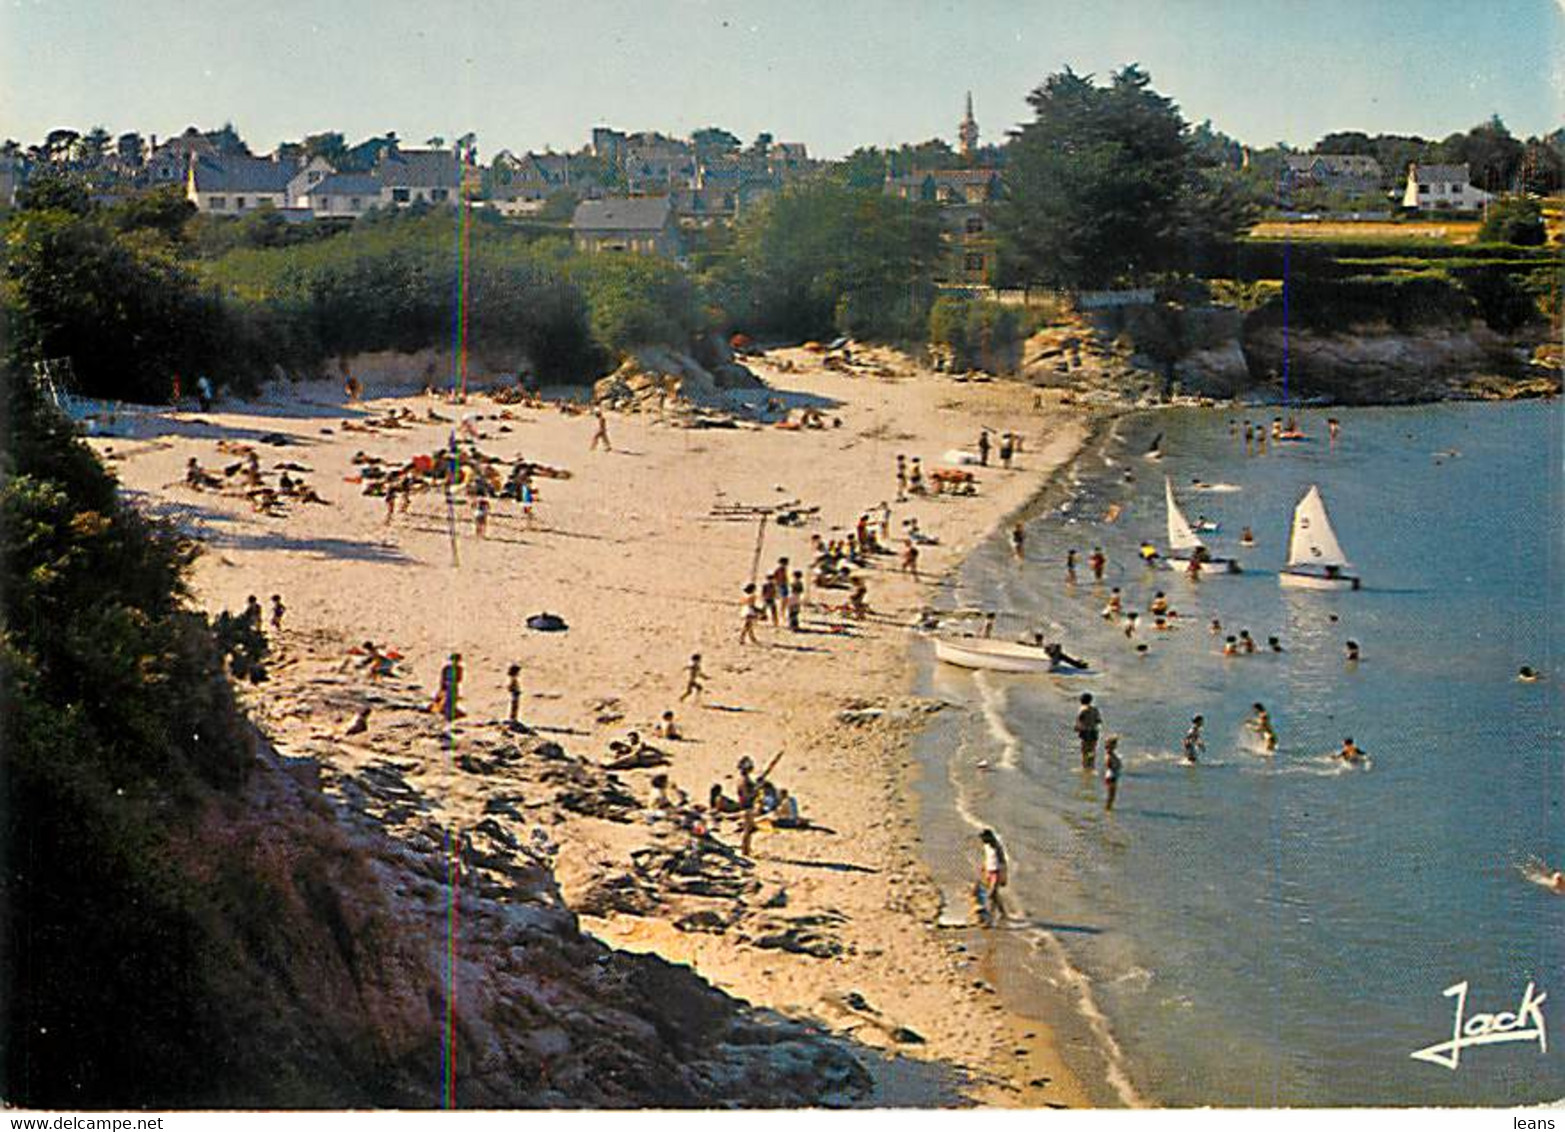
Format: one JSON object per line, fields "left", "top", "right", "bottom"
{"left": 185, "top": 447, "right": 328, "bottom": 514}
{"left": 975, "top": 428, "right": 1019, "bottom": 470}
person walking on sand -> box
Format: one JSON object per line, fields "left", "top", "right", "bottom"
{"left": 589, "top": 406, "right": 612, "bottom": 452}
{"left": 999, "top": 431, "right": 1014, "bottom": 469}
{"left": 901, "top": 539, "right": 920, "bottom": 579}
{"left": 1089, "top": 546, "right": 1107, "bottom": 583}
{"left": 507, "top": 663, "right": 522, "bottom": 726}
{"left": 786, "top": 577, "right": 803, "bottom": 631}
{"left": 270, "top": 594, "right": 286, "bottom": 633}
{"left": 432, "top": 652, "right": 464, "bottom": 719}
{"left": 978, "top": 829, "right": 1010, "bottom": 927}
{"left": 739, "top": 584, "right": 762, "bottom": 645}
{"left": 1066, "top": 548, "right": 1078, "bottom": 584}
{"left": 895, "top": 454, "right": 908, "bottom": 502}
{"left": 680, "top": 653, "right": 707, "bottom": 701}
{"left": 474, "top": 498, "right": 490, "bottom": 539}
{"left": 977, "top": 429, "right": 991, "bottom": 467}
{"left": 1011, "top": 522, "right": 1026, "bottom": 561}
{"left": 1076, "top": 693, "right": 1103, "bottom": 768}
{"left": 1103, "top": 737, "right": 1123, "bottom": 811}
{"left": 760, "top": 575, "right": 779, "bottom": 625}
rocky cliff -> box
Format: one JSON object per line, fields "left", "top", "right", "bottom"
{"left": 1020, "top": 305, "right": 1559, "bottom": 405}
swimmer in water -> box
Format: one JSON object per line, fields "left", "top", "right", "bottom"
{"left": 1240, "top": 526, "right": 1255, "bottom": 546}
{"left": 1210, "top": 617, "right": 1223, "bottom": 635}
{"left": 1345, "top": 640, "right": 1361, "bottom": 664}
{"left": 1249, "top": 702, "right": 1279, "bottom": 753}
{"left": 1337, "top": 737, "right": 1365, "bottom": 763}
{"left": 1518, "top": 665, "right": 1540, "bottom": 683}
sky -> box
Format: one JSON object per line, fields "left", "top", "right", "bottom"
{"left": 2, "top": 0, "right": 1560, "bottom": 159}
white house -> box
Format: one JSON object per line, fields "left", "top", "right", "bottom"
{"left": 186, "top": 154, "right": 295, "bottom": 213}
{"left": 1403, "top": 163, "right": 1492, "bottom": 212}
{"left": 286, "top": 156, "right": 336, "bottom": 207}
{"left": 303, "top": 172, "right": 383, "bottom": 219}
{"left": 375, "top": 148, "right": 461, "bottom": 207}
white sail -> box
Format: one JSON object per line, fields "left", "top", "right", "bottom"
{"left": 1165, "top": 477, "right": 1205, "bottom": 553}
{"left": 1288, "top": 485, "right": 1350, "bottom": 568}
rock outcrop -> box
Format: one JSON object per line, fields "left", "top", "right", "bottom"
{"left": 593, "top": 339, "right": 766, "bottom": 412}
{"left": 228, "top": 659, "right": 872, "bottom": 1109}
{"left": 1018, "top": 302, "right": 1558, "bottom": 405}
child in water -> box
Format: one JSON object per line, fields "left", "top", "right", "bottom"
{"left": 1183, "top": 715, "right": 1205, "bottom": 764}
{"left": 1249, "top": 702, "right": 1278, "bottom": 753}
{"left": 1103, "top": 737, "right": 1123, "bottom": 811}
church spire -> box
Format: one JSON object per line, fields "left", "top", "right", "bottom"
{"left": 959, "top": 91, "right": 979, "bottom": 160}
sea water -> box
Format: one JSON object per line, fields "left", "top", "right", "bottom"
{"left": 915, "top": 401, "right": 1564, "bottom": 1106}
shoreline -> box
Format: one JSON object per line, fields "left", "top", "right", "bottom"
{"left": 903, "top": 408, "right": 1143, "bottom": 1110}
{"left": 88, "top": 349, "right": 1104, "bottom": 1107}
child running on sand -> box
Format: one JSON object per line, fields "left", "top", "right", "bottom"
{"left": 739, "top": 585, "right": 761, "bottom": 645}
{"left": 474, "top": 498, "right": 490, "bottom": 539}
{"left": 680, "top": 653, "right": 707, "bottom": 701}
{"left": 589, "top": 406, "right": 612, "bottom": 452}
{"left": 270, "top": 594, "right": 286, "bottom": 632}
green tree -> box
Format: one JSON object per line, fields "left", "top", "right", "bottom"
{"left": 1478, "top": 196, "right": 1546, "bottom": 246}
{"left": 998, "top": 66, "right": 1190, "bottom": 289}
{"left": 5, "top": 210, "right": 226, "bottom": 400}
{"left": 16, "top": 173, "right": 93, "bottom": 215}
{"left": 79, "top": 126, "right": 112, "bottom": 167}
{"left": 999, "top": 65, "right": 1254, "bottom": 289}
{"left": 1438, "top": 116, "right": 1524, "bottom": 193}
{"left": 836, "top": 147, "right": 892, "bottom": 190}
{"left": 109, "top": 186, "right": 196, "bottom": 242}
{"left": 301, "top": 131, "right": 348, "bottom": 167}
{"left": 692, "top": 127, "right": 741, "bottom": 160}
{"left": 205, "top": 122, "right": 250, "bottom": 156}
{"left": 720, "top": 179, "right": 943, "bottom": 340}
{"left": 42, "top": 129, "right": 81, "bottom": 165}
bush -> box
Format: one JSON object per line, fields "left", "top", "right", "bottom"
{"left": 929, "top": 295, "right": 1024, "bottom": 372}
{"left": 1250, "top": 274, "right": 1475, "bottom": 331}
{"left": 1478, "top": 197, "right": 1547, "bottom": 246}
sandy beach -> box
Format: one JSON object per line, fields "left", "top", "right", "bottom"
{"left": 90, "top": 348, "right": 1095, "bottom": 1107}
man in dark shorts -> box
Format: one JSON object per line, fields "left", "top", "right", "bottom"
{"left": 1075, "top": 692, "right": 1102, "bottom": 768}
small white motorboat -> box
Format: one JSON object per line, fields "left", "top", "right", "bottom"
{"left": 934, "top": 636, "right": 1061, "bottom": 674}
{"left": 1279, "top": 485, "right": 1360, "bottom": 590}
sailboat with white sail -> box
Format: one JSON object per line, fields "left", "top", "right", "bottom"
{"left": 1279, "top": 485, "right": 1360, "bottom": 590}
{"left": 1161, "top": 477, "right": 1240, "bottom": 574}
